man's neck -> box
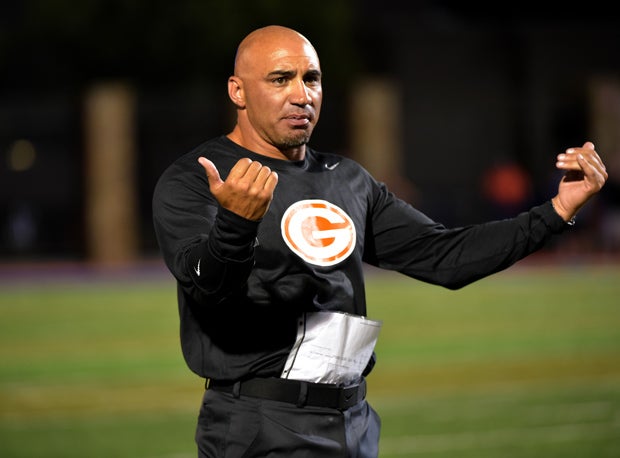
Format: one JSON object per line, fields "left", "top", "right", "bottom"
{"left": 227, "top": 128, "right": 306, "bottom": 162}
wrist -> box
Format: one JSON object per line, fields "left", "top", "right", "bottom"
{"left": 551, "top": 198, "right": 576, "bottom": 226}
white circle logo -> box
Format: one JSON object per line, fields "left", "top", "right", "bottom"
{"left": 281, "top": 199, "right": 356, "bottom": 266}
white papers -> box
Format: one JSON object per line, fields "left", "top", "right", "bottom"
{"left": 281, "top": 311, "right": 382, "bottom": 385}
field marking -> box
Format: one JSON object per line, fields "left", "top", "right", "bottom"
{"left": 379, "top": 421, "right": 620, "bottom": 455}
{"left": 374, "top": 398, "right": 617, "bottom": 423}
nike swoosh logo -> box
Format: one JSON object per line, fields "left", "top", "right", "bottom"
{"left": 194, "top": 258, "right": 201, "bottom": 276}
{"left": 325, "top": 162, "right": 340, "bottom": 170}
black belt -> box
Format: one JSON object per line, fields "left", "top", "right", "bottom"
{"left": 206, "top": 377, "right": 367, "bottom": 411}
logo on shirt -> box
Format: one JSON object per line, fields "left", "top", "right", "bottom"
{"left": 324, "top": 162, "right": 340, "bottom": 170}
{"left": 281, "top": 199, "right": 356, "bottom": 266}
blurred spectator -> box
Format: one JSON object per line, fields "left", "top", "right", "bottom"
{"left": 4, "top": 202, "right": 38, "bottom": 255}
{"left": 481, "top": 161, "right": 534, "bottom": 219}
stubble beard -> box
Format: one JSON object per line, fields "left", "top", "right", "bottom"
{"left": 276, "top": 128, "right": 313, "bottom": 150}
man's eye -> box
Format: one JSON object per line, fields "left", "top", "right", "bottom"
{"left": 273, "top": 77, "right": 286, "bottom": 85}
{"left": 304, "top": 74, "right": 321, "bottom": 85}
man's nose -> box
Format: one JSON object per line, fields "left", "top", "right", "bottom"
{"left": 290, "top": 79, "right": 312, "bottom": 105}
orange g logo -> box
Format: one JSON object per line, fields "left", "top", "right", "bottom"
{"left": 281, "top": 199, "right": 356, "bottom": 266}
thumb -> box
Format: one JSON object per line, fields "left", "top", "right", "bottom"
{"left": 198, "top": 157, "right": 223, "bottom": 190}
{"left": 582, "top": 141, "right": 595, "bottom": 150}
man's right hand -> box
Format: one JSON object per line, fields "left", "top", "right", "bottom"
{"left": 198, "top": 157, "right": 278, "bottom": 221}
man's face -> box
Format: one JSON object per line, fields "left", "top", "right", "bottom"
{"left": 235, "top": 40, "right": 322, "bottom": 151}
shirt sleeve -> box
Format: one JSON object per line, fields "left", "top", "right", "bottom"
{"left": 152, "top": 163, "right": 259, "bottom": 304}
{"left": 186, "top": 208, "right": 258, "bottom": 297}
{"left": 364, "top": 182, "right": 568, "bottom": 290}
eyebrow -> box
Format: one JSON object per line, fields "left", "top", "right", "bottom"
{"left": 306, "top": 69, "right": 322, "bottom": 79}
{"left": 266, "top": 69, "right": 322, "bottom": 79}
{"left": 266, "top": 69, "right": 296, "bottom": 79}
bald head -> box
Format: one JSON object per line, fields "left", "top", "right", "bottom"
{"left": 226, "top": 25, "right": 323, "bottom": 160}
{"left": 234, "top": 26, "right": 319, "bottom": 77}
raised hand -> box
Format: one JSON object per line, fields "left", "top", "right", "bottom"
{"left": 198, "top": 157, "right": 278, "bottom": 221}
{"left": 551, "top": 141, "right": 608, "bottom": 222}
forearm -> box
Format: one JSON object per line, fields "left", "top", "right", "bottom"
{"left": 186, "top": 208, "right": 259, "bottom": 298}
{"left": 374, "top": 201, "right": 568, "bottom": 290}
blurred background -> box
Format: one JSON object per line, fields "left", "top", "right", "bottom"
{"left": 1, "top": 0, "right": 619, "bottom": 268}
{"left": 1, "top": 3, "right": 620, "bottom": 457}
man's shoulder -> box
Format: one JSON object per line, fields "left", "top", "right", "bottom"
{"left": 164, "top": 136, "right": 233, "bottom": 169}
{"left": 184, "top": 135, "right": 233, "bottom": 160}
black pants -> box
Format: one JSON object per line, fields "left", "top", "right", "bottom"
{"left": 195, "top": 388, "right": 381, "bottom": 457}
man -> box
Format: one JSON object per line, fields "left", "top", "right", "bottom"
{"left": 152, "top": 25, "right": 607, "bottom": 457}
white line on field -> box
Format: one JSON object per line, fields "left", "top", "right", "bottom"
{"left": 380, "top": 421, "right": 620, "bottom": 455}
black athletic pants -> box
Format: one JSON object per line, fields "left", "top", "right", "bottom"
{"left": 195, "top": 387, "right": 381, "bottom": 457}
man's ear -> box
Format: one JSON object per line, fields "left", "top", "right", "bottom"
{"left": 228, "top": 76, "right": 245, "bottom": 108}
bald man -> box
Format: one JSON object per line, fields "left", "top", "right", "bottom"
{"left": 153, "top": 25, "right": 607, "bottom": 457}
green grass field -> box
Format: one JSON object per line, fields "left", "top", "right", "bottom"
{"left": 1, "top": 262, "right": 619, "bottom": 457}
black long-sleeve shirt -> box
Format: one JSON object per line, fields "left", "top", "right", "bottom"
{"left": 152, "top": 135, "right": 568, "bottom": 381}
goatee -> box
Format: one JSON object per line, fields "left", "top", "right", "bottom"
{"left": 277, "top": 132, "right": 312, "bottom": 149}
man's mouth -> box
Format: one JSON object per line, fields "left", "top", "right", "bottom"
{"left": 284, "top": 114, "right": 311, "bottom": 127}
